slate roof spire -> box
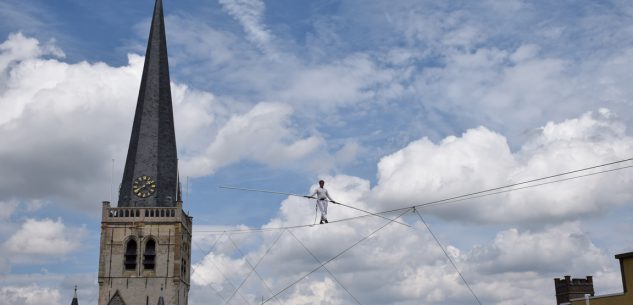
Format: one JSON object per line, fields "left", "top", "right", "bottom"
{"left": 71, "top": 285, "right": 78, "bottom": 305}
{"left": 118, "top": 0, "right": 180, "bottom": 207}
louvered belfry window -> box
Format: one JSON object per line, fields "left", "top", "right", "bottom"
{"left": 144, "top": 239, "right": 156, "bottom": 270}
{"left": 124, "top": 239, "right": 137, "bottom": 270}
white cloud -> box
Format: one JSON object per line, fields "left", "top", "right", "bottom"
{"left": 404, "top": 41, "right": 633, "bottom": 145}
{"left": 0, "top": 33, "right": 331, "bottom": 210}
{"left": 192, "top": 252, "right": 249, "bottom": 288}
{"left": 372, "top": 125, "right": 514, "bottom": 207}
{"left": 276, "top": 54, "right": 403, "bottom": 110}
{"left": 219, "top": 0, "right": 274, "bottom": 54}
{"left": 0, "top": 32, "right": 371, "bottom": 213}
{"left": 188, "top": 109, "right": 633, "bottom": 303}
{"left": 0, "top": 35, "right": 143, "bottom": 209}
{"left": 382, "top": 3, "right": 488, "bottom": 50}
{"left": 581, "top": 48, "right": 633, "bottom": 106}
{"left": 182, "top": 102, "right": 324, "bottom": 176}
{"left": 190, "top": 196, "right": 621, "bottom": 305}
{"left": 4, "top": 2, "right": 633, "bottom": 304}
{"left": 171, "top": 83, "right": 222, "bottom": 153}
{"left": 166, "top": 15, "right": 241, "bottom": 68}
{"left": 0, "top": 32, "right": 64, "bottom": 123}
{"left": 0, "top": 199, "right": 47, "bottom": 236}
{"left": 0, "top": 271, "right": 98, "bottom": 305}
{"left": 3, "top": 218, "right": 86, "bottom": 262}
{"left": 163, "top": 16, "right": 407, "bottom": 114}
{"left": 0, "top": 284, "right": 61, "bottom": 305}
{"left": 414, "top": 45, "right": 576, "bottom": 134}
{"left": 371, "top": 110, "right": 633, "bottom": 224}
{"left": 284, "top": 278, "right": 344, "bottom": 305}
{"left": 0, "top": 32, "right": 63, "bottom": 76}
{"left": 158, "top": 0, "right": 633, "bottom": 164}
{"left": 334, "top": 141, "right": 359, "bottom": 165}
{"left": 468, "top": 222, "right": 609, "bottom": 274}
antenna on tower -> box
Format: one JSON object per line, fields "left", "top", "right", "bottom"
{"left": 176, "top": 158, "right": 180, "bottom": 202}
{"left": 185, "top": 176, "right": 189, "bottom": 210}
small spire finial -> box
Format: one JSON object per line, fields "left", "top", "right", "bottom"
{"left": 157, "top": 284, "right": 165, "bottom": 305}
{"left": 71, "top": 285, "right": 79, "bottom": 305}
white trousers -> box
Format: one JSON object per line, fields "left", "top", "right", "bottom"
{"left": 317, "top": 199, "right": 328, "bottom": 220}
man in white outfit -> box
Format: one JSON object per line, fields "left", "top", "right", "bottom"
{"left": 308, "top": 180, "right": 335, "bottom": 224}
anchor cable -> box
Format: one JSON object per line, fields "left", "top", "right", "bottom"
{"left": 414, "top": 209, "right": 482, "bottom": 305}
{"left": 224, "top": 231, "right": 285, "bottom": 305}
{"left": 262, "top": 208, "right": 411, "bottom": 304}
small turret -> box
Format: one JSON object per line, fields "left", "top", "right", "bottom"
{"left": 71, "top": 285, "right": 78, "bottom": 305}
{"left": 554, "top": 275, "right": 594, "bottom": 304}
{"left": 157, "top": 285, "right": 165, "bottom": 305}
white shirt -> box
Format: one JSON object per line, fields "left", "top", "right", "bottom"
{"left": 310, "top": 187, "right": 333, "bottom": 201}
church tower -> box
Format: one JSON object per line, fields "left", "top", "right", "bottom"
{"left": 98, "top": 1, "right": 192, "bottom": 305}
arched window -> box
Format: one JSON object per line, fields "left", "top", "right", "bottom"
{"left": 124, "top": 239, "right": 137, "bottom": 270}
{"left": 143, "top": 239, "right": 156, "bottom": 270}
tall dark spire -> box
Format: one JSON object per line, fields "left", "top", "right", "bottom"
{"left": 118, "top": 0, "right": 180, "bottom": 207}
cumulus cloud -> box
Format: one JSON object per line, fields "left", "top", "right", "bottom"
{"left": 371, "top": 109, "right": 633, "bottom": 224}
{"left": 193, "top": 252, "right": 245, "bottom": 288}
{"left": 0, "top": 33, "right": 142, "bottom": 210}
{"left": 0, "top": 32, "right": 65, "bottom": 123}
{"left": 284, "top": 278, "right": 346, "bottom": 305}
{"left": 0, "top": 32, "right": 63, "bottom": 76}
{"left": 467, "top": 222, "right": 609, "bottom": 274}
{"left": 0, "top": 32, "right": 207, "bottom": 212}
{"left": 372, "top": 125, "right": 514, "bottom": 207}
{"left": 3, "top": 218, "right": 86, "bottom": 262}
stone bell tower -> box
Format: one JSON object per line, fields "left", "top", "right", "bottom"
{"left": 97, "top": 1, "right": 192, "bottom": 305}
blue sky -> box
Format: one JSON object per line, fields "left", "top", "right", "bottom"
{"left": 2, "top": 1, "right": 633, "bottom": 304}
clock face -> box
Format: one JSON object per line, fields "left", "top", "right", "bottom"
{"left": 132, "top": 175, "right": 157, "bottom": 198}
